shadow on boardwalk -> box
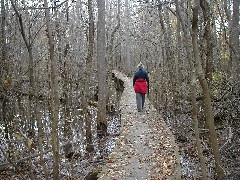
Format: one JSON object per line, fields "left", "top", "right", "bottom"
{"left": 98, "top": 71, "right": 181, "bottom": 179}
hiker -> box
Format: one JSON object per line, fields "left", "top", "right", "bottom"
{"left": 133, "top": 63, "right": 149, "bottom": 112}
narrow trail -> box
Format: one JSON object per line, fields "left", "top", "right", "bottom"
{"left": 98, "top": 71, "right": 181, "bottom": 179}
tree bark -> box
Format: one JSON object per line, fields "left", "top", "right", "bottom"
{"left": 85, "top": 0, "right": 94, "bottom": 152}
{"left": 157, "top": 1, "right": 176, "bottom": 115}
{"left": 175, "top": 0, "right": 208, "bottom": 178}
{"left": 124, "top": 0, "right": 131, "bottom": 75}
{"left": 10, "top": 0, "right": 36, "bottom": 136}
{"left": 200, "top": 0, "right": 214, "bottom": 84}
{"left": 192, "top": 1, "right": 225, "bottom": 179}
{"left": 108, "top": 0, "right": 121, "bottom": 68}
{"left": 36, "top": 88, "right": 49, "bottom": 179}
{"left": 97, "top": 0, "right": 107, "bottom": 135}
{"left": 44, "top": 0, "right": 60, "bottom": 179}
{"left": 230, "top": 0, "right": 240, "bottom": 80}
{"left": 0, "top": 0, "right": 9, "bottom": 139}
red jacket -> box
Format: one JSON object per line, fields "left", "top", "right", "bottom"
{"left": 134, "top": 78, "right": 148, "bottom": 94}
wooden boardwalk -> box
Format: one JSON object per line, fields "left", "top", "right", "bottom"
{"left": 98, "top": 71, "right": 181, "bottom": 179}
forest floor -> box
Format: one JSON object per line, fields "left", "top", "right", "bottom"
{"left": 0, "top": 70, "right": 238, "bottom": 179}
{"left": 98, "top": 71, "right": 181, "bottom": 179}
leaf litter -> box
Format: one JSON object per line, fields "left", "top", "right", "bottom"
{"left": 98, "top": 71, "right": 181, "bottom": 179}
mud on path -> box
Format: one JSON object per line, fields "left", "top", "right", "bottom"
{"left": 98, "top": 71, "right": 181, "bottom": 179}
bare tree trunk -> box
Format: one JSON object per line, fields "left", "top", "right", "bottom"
{"left": 97, "top": 0, "right": 107, "bottom": 135}
{"left": 44, "top": 0, "right": 60, "bottom": 178}
{"left": 108, "top": 0, "right": 121, "bottom": 68}
{"left": 200, "top": 0, "right": 214, "bottom": 84}
{"left": 36, "top": 87, "right": 49, "bottom": 179}
{"left": 230, "top": 0, "right": 240, "bottom": 80}
{"left": 1, "top": 0, "right": 6, "bottom": 69}
{"left": 0, "top": 0, "right": 9, "bottom": 139}
{"left": 62, "top": 56, "right": 72, "bottom": 139}
{"left": 85, "top": 0, "right": 94, "bottom": 152}
{"left": 176, "top": 7, "right": 181, "bottom": 80}
{"left": 57, "top": 2, "right": 73, "bottom": 157}
{"left": 157, "top": 2, "right": 176, "bottom": 116}
{"left": 27, "top": 48, "right": 35, "bottom": 134}
{"left": 9, "top": 1, "right": 37, "bottom": 178}
{"left": 224, "top": 0, "right": 240, "bottom": 79}
{"left": 192, "top": 1, "right": 225, "bottom": 179}
{"left": 10, "top": 0, "right": 36, "bottom": 136}
{"left": 175, "top": 1, "right": 208, "bottom": 178}
{"left": 1, "top": 2, "right": 15, "bottom": 162}
{"left": 164, "top": 7, "right": 177, "bottom": 116}
{"left": 124, "top": 0, "right": 131, "bottom": 75}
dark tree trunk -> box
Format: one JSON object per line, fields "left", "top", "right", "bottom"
{"left": 192, "top": 1, "right": 225, "bottom": 179}
{"left": 97, "top": 0, "right": 107, "bottom": 135}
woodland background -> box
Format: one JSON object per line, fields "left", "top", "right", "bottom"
{"left": 0, "top": 0, "right": 239, "bottom": 179}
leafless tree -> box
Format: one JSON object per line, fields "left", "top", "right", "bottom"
{"left": 44, "top": 0, "right": 60, "bottom": 178}
{"left": 97, "top": 0, "right": 107, "bottom": 135}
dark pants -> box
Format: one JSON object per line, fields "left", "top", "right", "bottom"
{"left": 136, "top": 93, "right": 145, "bottom": 111}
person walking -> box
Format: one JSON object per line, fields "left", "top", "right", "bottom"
{"left": 133, "top": 63, "right": 149, "bottom": 112}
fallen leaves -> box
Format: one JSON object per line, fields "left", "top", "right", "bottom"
{"left": 98, "top": 72, "right": 180, "bottom": 179}
{"left": 99, "top": 109, "right": 178, "bottom": 179}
